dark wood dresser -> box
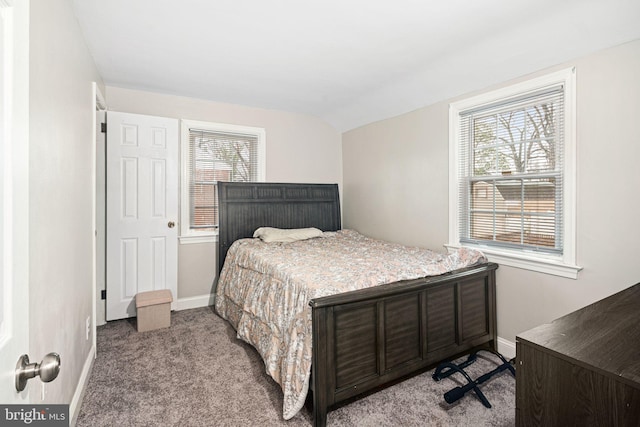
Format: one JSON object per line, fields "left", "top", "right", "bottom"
{"left": 515, "top": 283, "right": 640, "bottom": 426}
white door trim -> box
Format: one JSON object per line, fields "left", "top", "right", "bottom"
{"left": 91, "top": 82, "right": 106, "bottom": 351}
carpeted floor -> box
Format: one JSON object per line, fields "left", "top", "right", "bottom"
{"left": 77, "top": 307, "right": 515, "bottom": 426}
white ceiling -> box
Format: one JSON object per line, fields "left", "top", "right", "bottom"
{"left": 72, "top": 0, "right": 640, "bottom": 131}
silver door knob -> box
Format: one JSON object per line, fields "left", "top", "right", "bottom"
{"left": 168, "top": 221, "right": 175, "bottom": 228}
{"left": 15, "top": 353, "right": 61, "bottom": 392}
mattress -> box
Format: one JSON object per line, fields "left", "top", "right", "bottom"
{"left": 214, "top": 229, "right": 486, "bottom": 419}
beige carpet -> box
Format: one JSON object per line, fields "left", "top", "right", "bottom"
{"left": 77, "top": 307, "right": 515, "bottom": 426}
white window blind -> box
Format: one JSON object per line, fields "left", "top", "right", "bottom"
{"left": 458, "top": 86, "right": 565, "bottom": 254}
{"left": 187, "top": 128, "right": 260, "bottom": 232}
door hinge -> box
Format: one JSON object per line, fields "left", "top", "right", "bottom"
{"left": 101, "top": 123, "right": 107, "bottom": 133}
{"left": 101, "top": 290, "right": 106, "bottom": 300}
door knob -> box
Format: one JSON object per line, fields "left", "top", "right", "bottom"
{"left": 168, "top": 221, "right": 175, "bottom": 228}
{"left": 15, "top": 353, "right": 61, "bottom": 392}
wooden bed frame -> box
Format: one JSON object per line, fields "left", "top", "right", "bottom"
{"left": 217, "top": 182, "right": 498, "bottom": 426}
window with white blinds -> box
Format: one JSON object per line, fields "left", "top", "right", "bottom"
{"left": 449, "top": 68, "right": 581, "bottom": 278}
{"left": 180, "top": 120, "right": 265, "bottom": 242}
{"left": 458, "top": 87, "right": 564, "bottom": 253}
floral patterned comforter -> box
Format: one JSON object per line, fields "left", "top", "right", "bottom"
{"left": 214, "top": 229, "right": 486, "bottom": 419}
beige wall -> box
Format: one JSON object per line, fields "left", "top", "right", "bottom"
{"left": 105, "top": 86, "right": 343, "bottom": 300}
{"left": 28, "top": 0, "right": 104, "bottom": 413}
{"left": 343, "top": 39, "right": 640, "bottom": 344}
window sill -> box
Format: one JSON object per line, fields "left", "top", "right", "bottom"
{"left": 445, "top": 243, "right": 582, "bottom": 279}
{"left": 179, "top": 234, "right": 218, "bottom": 245}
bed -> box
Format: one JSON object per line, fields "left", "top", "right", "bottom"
{"left": 215, "top": 182, "right": 498, "bottom": 426}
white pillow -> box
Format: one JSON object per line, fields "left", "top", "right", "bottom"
{"left": 253, "top": 227, "right": 323, "bottom": 243}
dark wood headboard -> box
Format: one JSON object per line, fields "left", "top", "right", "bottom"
{"left": 217, "top": 182, "right": 341, "bottom": 272}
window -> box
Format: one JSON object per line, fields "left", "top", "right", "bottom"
{"left": 449, "top": 68, "right": 581, "bottom": 278}
{"left": 180, "top": 120, "right": 265, "bottom": 243}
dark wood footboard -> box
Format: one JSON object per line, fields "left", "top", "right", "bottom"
{"left": 309, "top": 262, "right": 498, "bottom": 427}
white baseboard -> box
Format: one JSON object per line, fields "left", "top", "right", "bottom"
{"left": 173, "top": 294, "right": 214, "bottom": 311}
{"left": 497, "top": 336, "right": 516, "bottom": 360}
{"left": 69, "top": 345, "right": 96, "bottom": 427}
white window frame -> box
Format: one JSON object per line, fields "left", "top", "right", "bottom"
{"left": 180, "top": 119, "right": 266, "bottom": 244}
{"left": 448, "top": 68, "right": 582, "bottom": 279}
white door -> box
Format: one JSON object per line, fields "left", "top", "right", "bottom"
{"left": 106, "top": 112, "right": 179, "bottom": 321}
{"left": 0, "top": 1, "right": 30, "bottom": 402}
